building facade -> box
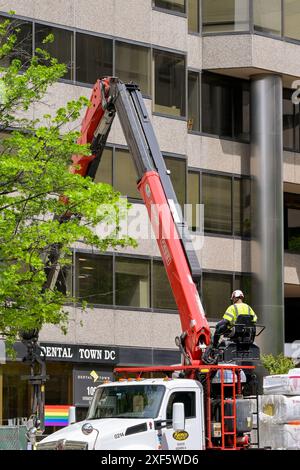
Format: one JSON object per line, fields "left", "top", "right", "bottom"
{"left": 1, "top": 0, "right": 300, "bottom": 424}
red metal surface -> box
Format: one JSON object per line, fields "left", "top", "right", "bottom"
{"left": 114, "top": 364, "right": 255, "bottom": 374}
{"left": 138, "top": 171, "right": 211, "bottom": 362}
{"left": 71, "top": 78, "right": 111, "bottom": 176}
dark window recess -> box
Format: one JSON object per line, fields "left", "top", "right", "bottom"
{"left": 202, "top": 72, "right": 250, "bottom": 141}
{"left": 115, "top": 257, "right": 150, "bottom": 308}
{"left": 284, "top": 193, "right": 300, "bottom": 253}
{"left": 154, "top": 49, "right": 186, "bottom": 117}
{"left": 283, "top": 89, "right": 300, "bottom": 153}
{"left": 284, "top": 0, "right": 300, "bottom": 42}
{"left": 233, "top": 177, "right": 251, "bottom": 237}
{"left": 35, "top": 24, "right": 73, "bottom": 80}
{"left": 164, "top": 156, "right": 186, "bottom": 211}
{"left": 115, "top": 41, "right": 151, "bottom": 96}
{"left": 187, "top": 171, "right": 200, "bottom": 232}
{"left": 202, "top": 173, "right": 232, "bottom": 235}
{"left": 115, "top": 148, "right": 141, "bottom": 199}
{"left": 188, "top": 71, "right": 200, "bottom": 132}
{"left": 154, "top": 0, "right": 186, "bottom": 14}
{"left": 166, "top": 391, "right": 196, "bottom": 420}
{"left": 0, "top": 17, "right": 33, "bottom": 67}
{"left": 188, "top": 0, "right": 200, "bottom": 33}
{"left": 94, "top": 147, "right": 113, "bottom": 185}
{"left": 76, "top": 33, "right": 113, "bottom": 84}
{"left": 285, "top": 297, "right": 300, "bottom": 343}
{"left": 253, "top": 0, "right": 282, "bottom": 36}
{"left": 202, "top": 0, "right": 250, "bottom": 34}
{"left": 76, "top": 253, "right": 113, "bottom": 305}
{"left": 202, "top": 272, "right": 233, "bottom": 320}
{"left": 153, "top": 260, "right": 177, "bottom": 310}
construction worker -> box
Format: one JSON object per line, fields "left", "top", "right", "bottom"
{"left": 203, "top": 290, "right": 257, "bottom": 364}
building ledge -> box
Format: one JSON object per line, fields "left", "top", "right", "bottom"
{"left": 203, "top": 34, "right": 300, "bottom": 84}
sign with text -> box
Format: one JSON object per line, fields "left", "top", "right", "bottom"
{"left": 73, "top": 369, "right": 114, "bottom": 407}
{"left": 38, "top": 343, "right": 119, "bottom": 364}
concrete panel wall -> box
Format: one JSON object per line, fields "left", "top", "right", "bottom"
{"left": 40, "top": 306, "right": 181, "bottom": 349}
{"left": 187, "top": 34, "right": 202, "bottom": 70}
{"left": 202, "top": 236, "right": 250, "bottom": 273}
{"left": 202, "top": 35, "right": 252, "bottom": 70}
{"left": 203, "top": 34, "right": 300, "bottom": 79}
{"left": 188, "top": 134, "right": 250, "bottom": 174}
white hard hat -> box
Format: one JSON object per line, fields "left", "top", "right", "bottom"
{"left": 231, "top": 290, "right": 244, "bottom": 301}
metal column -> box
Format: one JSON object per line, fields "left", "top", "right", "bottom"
{"left": 250, "top": 74, "right": 284, "bottom": 355}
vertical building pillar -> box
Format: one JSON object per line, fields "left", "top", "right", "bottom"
{"left": 250, "top": 74, "right": 284, "bottom": 355}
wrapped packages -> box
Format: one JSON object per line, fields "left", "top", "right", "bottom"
{"left": 259, "top": 422, "right": 300, "bottom": 449}
{"left": 263, "top": 369, "right": 300, "bottom": 395}
{"left": 259, "top": 395, "right": 300, "bottom": 424}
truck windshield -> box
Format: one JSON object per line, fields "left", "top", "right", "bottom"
{"left": 86, "top": 384, "right": 165, "bottom": 419}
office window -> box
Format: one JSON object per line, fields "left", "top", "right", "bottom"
{"left": 35, "top": 24, "right": 73, "bottom": 80}
{"left": 202, "top": 174, "right": 232, "bottom": 234}
{"left": 188, "top": 0, "right": 200, "bottom": 33}
{"left": 76, "top": 33, "right": 113, "bottom": 84}
{"left": 233, "top": 177, "right": 251, "bottom": 237}
{"left": 115, "top": 42, "right": 151, "bottom": 96}
{"left": 0, "top": 17, "right": 32, "bottom": 67}
{"left": 154, "top": 0, "right": 186, "bottom": 14}
{"left": 188, "top": 71, "right": 200, "bottom": 132}
{"left": 253, "top": 0, "right": 282, "bottom": 36}
{"left": 283, "top": 89, "right": 300, "bottom": 152}
{"left": 284, "top": 0, "right": 300, "bottom": 41}
{"left": 234, "top": 274, "right": 252, "bottom": 305}
{"left": 202, "top": 273, "right": 232, "bottom": 319}
{"left": 202, "top": 72, "right": 250, "bottom": 141}
{"left": 284, "top": 193, "right": 300, "bottom": 253}
{"left": 115, "top": 257, "right": 150, "bottom": 308}
{"left": 188, "top": 171, "right": 201, "bottom": 231}
{"left": 115, "top": 149, "right": 141, "bottom": 199}
{"left": 154, "top": 49, "right": 186, "bottom": 117}
{"left": 153, "top": 260, "right": 177, "bottom": 310}
{"left": 76, "top": 253, "right": 113, "bottom": 305}
{"left": 202, "top": 0, "right": 249, "bottom": 33}
{"left": 164, "top": 156, "right": 186, "bottom": 210}
{"left": 94, "top": 147, "right": 113, "bottom": 185}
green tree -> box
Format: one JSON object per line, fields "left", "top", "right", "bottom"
{"left": 261, "top": 353, "right": 295, "bottom": 375}
{"left": 0, "top": 14, "right": 134, "bottom": 347}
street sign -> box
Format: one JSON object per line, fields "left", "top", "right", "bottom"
{"left": 73, "top": 369, "right": 114, "bottom": 407}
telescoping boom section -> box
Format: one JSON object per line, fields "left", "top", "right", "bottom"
{"left": 72, "top": 78, "right": 211, "bottom": 365}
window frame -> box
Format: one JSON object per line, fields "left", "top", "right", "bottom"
{"left": 152, "top": 0, "right": 187, "bottom": 18}
{"left": 152, "top": 46, "right": 187, "bottom": 120}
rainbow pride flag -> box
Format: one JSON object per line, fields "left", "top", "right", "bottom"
{"left": 45, "top": 405, "right": 70, "bottom": 427}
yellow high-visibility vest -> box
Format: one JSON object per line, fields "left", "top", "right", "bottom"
{"left": 223, "top": 303, "right": 257, "bottom": 324}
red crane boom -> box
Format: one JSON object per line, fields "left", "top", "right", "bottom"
{"left": 72, "top": 77, "right": 211, "bottom": 366}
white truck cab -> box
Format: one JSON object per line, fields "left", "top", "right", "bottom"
{"left": 36, "top": 378, "right": 205, "bottom": 450}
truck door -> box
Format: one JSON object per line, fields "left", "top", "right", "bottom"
{"left": 160, "top": 389, "right": 204, "bottom": 450}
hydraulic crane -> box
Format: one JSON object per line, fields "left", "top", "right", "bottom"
{"left": 35, "top": 78, "right": 260, "bottom": 450}
{"left": 72, "top": 77, "right": 210, "bottom": 368}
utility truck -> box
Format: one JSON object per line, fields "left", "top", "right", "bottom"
{"left": 36, "top": 78, "right": 260, "bottom": 451}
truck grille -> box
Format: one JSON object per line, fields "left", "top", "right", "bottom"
{"left": 36, "top": 439, "right": 88, "bottom": 450}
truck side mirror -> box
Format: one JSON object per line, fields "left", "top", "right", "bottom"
{"left": 172, "top": 402, "right": 185, "bottom": 431}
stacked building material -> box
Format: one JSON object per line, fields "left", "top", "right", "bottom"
{"left": 259, "top": 369, "right": 300, "bottom": 449}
